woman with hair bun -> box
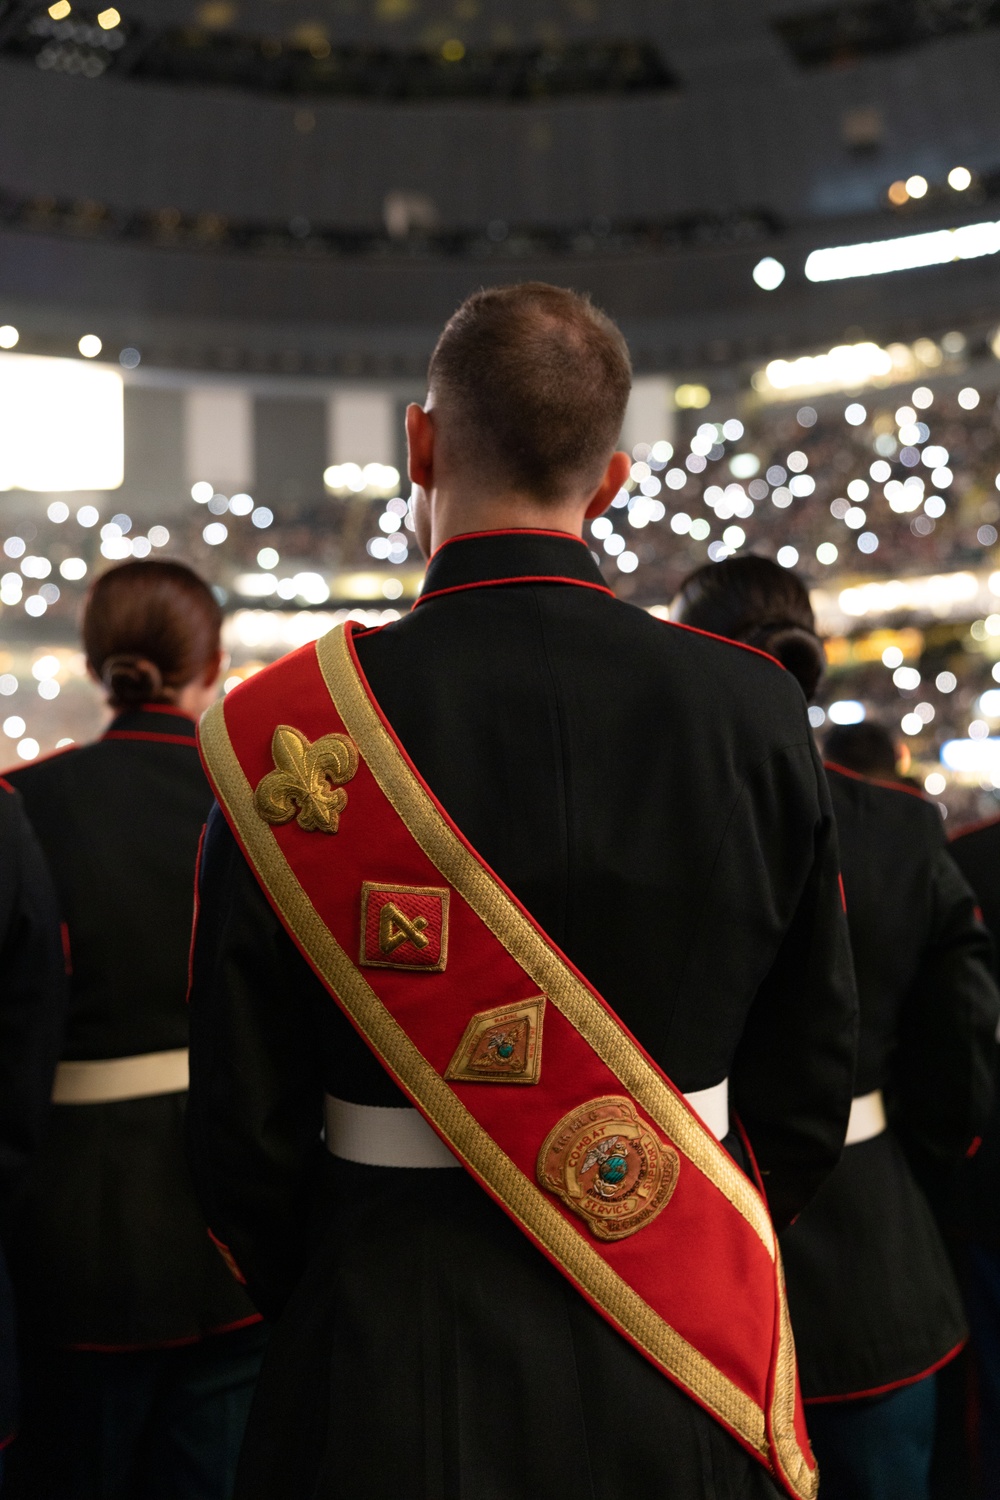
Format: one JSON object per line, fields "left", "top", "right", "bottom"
{"left": 3, "top": 559, "right": 264, "bottom": 1500}
{"left": 673, "top": 554, "right": 998, "bottom": 1500}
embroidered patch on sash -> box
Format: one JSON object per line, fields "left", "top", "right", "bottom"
{"left": 445, "top": 997, "right": 545, "bottom": 1085}
{"left": 254, "top": 725, "right": 358, "bottom": 834}
{"left": 360, "top": 882, "right": 450, "bottom": 971}
{"left": 538, "top": 1097, "right": 679, "bottom": 1241}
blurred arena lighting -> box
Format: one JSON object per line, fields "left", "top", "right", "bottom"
{"left": 805, "top": 220, "right": 1000, "bottom": 282}
{"left": 674, "top": 384, "right": 711, "bottom": 410}
{"left": 827, "top": 701, "right": 866, "bottom": 725}
{"left": 753, "top": 340, "right": 945, "bottom": 399}
{"left": 836, "top": 571, "right": 979, "bottom": 619}
{"left": 0, "top": 325, "right": 18, "bottom": 349}
{"left": 77, "top": 334, "right": 102, "bottom": 358}
{"left": 323, "top": 462, "right": 400, "bottom": 497}
{"left": 941, "top": 738, "right": 1000, "bottom": 777}
{"left": 948, "top": 167, "right": 972, "bottom": 192}
{"left": 224, "top": 606, "right": 406, "bottom": 653}
{"left": 0, "top": 352, "right": 123, "bottom": 490}
{"left": 752, "top": 256, "right": 785, "bottom": 290}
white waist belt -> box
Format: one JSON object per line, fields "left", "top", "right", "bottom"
{"left": 845, "top": 1088, "right": 887, "bottom": 1146}
{"left": 52, "top": 1048, "right": 190, "bottom": 1105}
{"left": 324, "top": 1078, "right": 731, "bottom": 1171}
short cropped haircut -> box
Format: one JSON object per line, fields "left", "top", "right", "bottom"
{"left": 427, "top": 282, "right": 632, "bottom": 502}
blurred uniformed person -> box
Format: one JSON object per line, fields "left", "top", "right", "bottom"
{"left": 3, "top": 560, "right": 264, "bottom": 1500}
{"left": 0, "top": 780, "right": 67, "bottom": 1484}
{"left": 186, "top": 284, "right": 858, "bottom": 1500}
{"left": 674, "top": 555, "right": 999, "bottom": 1500}
{"left": 945, "top": 813, "right": 1000, "bottom": 1495}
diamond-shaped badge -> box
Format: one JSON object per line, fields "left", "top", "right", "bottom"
{"left": 445, "top": 997, "right": 545, "bottom": 1085}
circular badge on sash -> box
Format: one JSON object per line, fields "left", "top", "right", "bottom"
{"left": 537, "top": 1096, "right": 679, "bottom": 1241}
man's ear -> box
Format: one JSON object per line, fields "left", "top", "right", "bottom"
{"left": 406, "top": 404, "right": 435, "bottom": 490}
{"left": 202, "top": 649, "right": 226, "bottom": 688}
{"left": 584, "top": 450, "right": 631, "bottom": 520}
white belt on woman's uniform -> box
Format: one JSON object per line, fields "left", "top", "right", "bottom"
{"left": 51, "top": 1048, "right": 190, "bottom": 1104}
{"left": 324, "top": 1077, "right": 731, "bottom": 1170}
{"left": 845, "top": 1088, "right": 887, "bottom": 1146}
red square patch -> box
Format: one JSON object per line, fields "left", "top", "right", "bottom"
{"left": 359, "top": 882, "right": 450, "bottom": 972}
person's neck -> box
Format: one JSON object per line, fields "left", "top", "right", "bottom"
{"left": 428, "top": 490, "right": 588, "bottom": 555}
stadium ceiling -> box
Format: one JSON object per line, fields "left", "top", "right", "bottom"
{"left": 1, "top": 0, "right": 1000, "bottom": 366}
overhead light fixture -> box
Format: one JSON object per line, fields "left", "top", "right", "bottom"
{"left": 948, "top": 166, "right": 972, "bottom": 191}
{"left": 805, "top": 219, "right": 1000, "bottom": 282}
{"left": 0, "top": 352, "right": 123, "bottom": 491}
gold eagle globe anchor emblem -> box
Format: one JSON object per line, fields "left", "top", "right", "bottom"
{"left": 254, "top": 725, "right": 359, "bottom": 834}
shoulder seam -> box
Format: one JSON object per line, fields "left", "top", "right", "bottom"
{"left": 823, "top": 760, "right": 929, "bottom": 802}
{"left": 949, "top": 812, "right": 1000, "bottom": 844}
{"left": 659, "top": 618, "right": 785, "bottom": 672}
{"left": 0, "top": 740, "right": 83, "bottom": 777}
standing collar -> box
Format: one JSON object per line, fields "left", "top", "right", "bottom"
{"left": 103, "top": 704, "right": 198, "bottom": 745}
{"left": 416, "top": 529, "right": 612, "bottom": 607}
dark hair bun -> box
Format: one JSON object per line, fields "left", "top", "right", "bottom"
{"left": 751, "top": 624, "right": 826, "bottom": 700}
{"left": 101, "top": 653, "right": 164, "bottom": 708}
{"left": 83, "top": 560, "right": 221, "bottom": 711}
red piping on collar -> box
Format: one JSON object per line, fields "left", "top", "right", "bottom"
{"left": 949, "top": 811, "right": 1000, "bottom": 843}
{"left": 661, "top": 618, "right": 784, "bottom": 671}
{"left": 803, "top": 1338, "right": 965, "bottom": 1404}
{"left": 103, "top": 730, "right": 197, "bottom": 747}
{"left": 136, "top": 702, "right": 197, "bottom": 722}
{"left": 414, "top": 574, "right": 614, "bottom": 609}
{"left": 429, "top": 527, "right": 587, "bottom": 560}
{"left": 824, "top": 760, "right": 928, "bottom": 801}
{"left": 0, "top": 740, "right": 80, "bottom": 777}
{"left": 0, "top": 776, "right": 14, "bottom": 794}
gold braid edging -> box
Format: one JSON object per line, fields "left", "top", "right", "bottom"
{"left": 199, "top": 696, "right": 769, "bottom": 1463}
{"left": 320, "top": 623, "right": 818, "bottom": 1500}
{"left": 770, "top": 1254, "right": 819, "bottom": 1500}
{"left": 318, "top": 625, "right": 775, "bottom": 1259}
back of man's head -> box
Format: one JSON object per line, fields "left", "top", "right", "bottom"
{"left": 823, "top": 721, "right": 899, "bottom": 780}
{"left": 428, "top": 282, "right": 632, "bottom": 503}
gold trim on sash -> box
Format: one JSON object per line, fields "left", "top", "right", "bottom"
{"left": 199, "top": 699, "right": 770, "bottom": 1464}
{"left": 200, "top": 624, "right": 819, "bottom": 1498}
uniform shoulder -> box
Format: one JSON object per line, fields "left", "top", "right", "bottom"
{"left": 824, "top": 761, "right": 942, "bottom": 834}
{"left": 949, "top": 811, "right": 1000, "bottom": 853}
{"left": 618, "top": 604, "right": 812, "bottom": 729}
{"left": 2, "top": 740, "right": 89, "bottom": 793}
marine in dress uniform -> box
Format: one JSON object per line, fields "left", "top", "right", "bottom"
{"left": 3, "top": 561, "right": 266, "bottom": 1500}
{"left": 673, "top": 555, "right": 1000, "bottom": 1500}
{"left": 944, "top": 814, "right": 1000, "bottom": 1496}
{"left": 0, "top": 780, "right": 67, "bottom": 1479}
{"left": 186, "top": 285, "right": 859, "bottom": 1500}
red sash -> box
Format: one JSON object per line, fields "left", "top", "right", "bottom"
{"left": 199, "top": 622, "right": 817, "bottom": 1499}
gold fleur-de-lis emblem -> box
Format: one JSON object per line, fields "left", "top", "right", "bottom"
{"left": 254, "top": 725, "right": 359, "bottom": 834}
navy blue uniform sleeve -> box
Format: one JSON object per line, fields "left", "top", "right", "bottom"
{"left": 185, "top": 802, "right": 333, "bottom": 1317}
{"left": 0, "top": 785, "right": 68, "bottom": 1217}
{"left": 893, "top": 846, "right": 999, "bottom": 1162}
{"left": 730, "top": 742, "right": 859, "bottom": 1229}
